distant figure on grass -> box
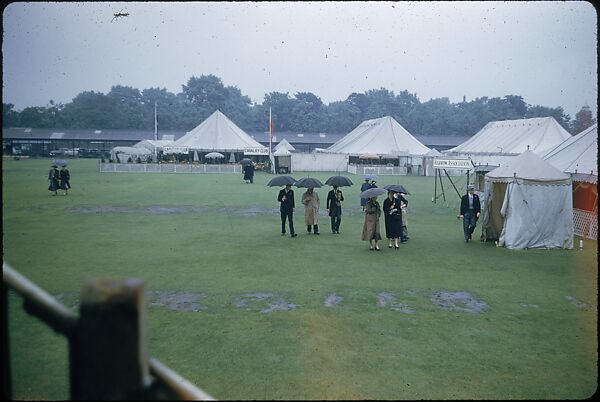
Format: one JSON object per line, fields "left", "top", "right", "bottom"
{"left": 48, "top": 164, "right": 60, "bottom": 196}
{"left": 399, "top": 192, "right": 409, "bottom": 243}
{"left": 59, "top": 165, "right": 71, "bottom": 195}
{"left": 278, "top": 184, "right": 297, "bottom": 237}
{"left": 459, "top": 184, "right": 481, "bottom": 242}
{"left": 243, "top": 163, "right": 255, "bottom": 184}
{"left": 302, "top": 187, "right": 320, "bottom": 235}
{"left": 360, "top": 178, "right": 373, "bottom": 211}
{"left": 383, "top": 191, "right": 402, "bottom": 249}
{"left": 362, "top": 197, "right": 382, "bottom": 251}
{"left": 326, "top": 185, "right": 344, "bottom": 234}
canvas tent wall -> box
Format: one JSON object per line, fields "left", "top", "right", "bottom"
{"left": 273, "top": 138, "right": 296, "bottom": 152}
{"left": 110, "top": 146, "right": 153, "bottom": 163}
{"left": 482, "top": 150, "right": 573, "bottom": 249}
{"left": 173, "top": 110, "right": 267, "bottom": 153}
{"left": 445, "top": 117, "right": 572, "bottom": 166}
{"left": 543, "top": 123, "right": 597, "bottom": 239}
{"left": 273, "top": 147, "right": 292, "bottom": 173}
{"left": 326, "top": 116, "right": 430, "bottom": 156}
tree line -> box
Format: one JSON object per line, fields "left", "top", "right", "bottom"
{"left": 2, "top": 74, "right": 595, "bottom": 136}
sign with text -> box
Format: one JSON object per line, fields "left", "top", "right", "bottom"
{"left": 244, "top": 147, "right": 269, "bottom": 155}
{"left": 433, "top": 158, "right": 473, "bottom": 169}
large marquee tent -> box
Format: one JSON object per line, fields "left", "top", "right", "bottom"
{"left": 325, "top": 116, "right": 430, "bottom": 156}
{"left": 543, "top": 123, "right": 597, "bottom": 239}
{"left": 482, "top": 150, "right": 573, "bottom": 250}
{"left": 445, "top": 117, "right": 572, "bottom": 166}
{"left": 173, "top": 110, "right": 267, "bottom": 153}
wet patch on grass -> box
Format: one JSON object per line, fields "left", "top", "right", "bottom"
{"left": 233, "top": 292, "right": 297, "bottom": 313}
{"left": 147, "top": 290, "right": 207, "bottom": 312}
{"left": 565, "top": 295, "right": 591, "bottom": 310}
{"left": 377, "top": 292, "right": 416, "bottom": 314}
{"left": 429, "top": 290, "right": 489, "bottom": 313}
{"left": 324, "top": 293, "right": 343, "bottom": 308}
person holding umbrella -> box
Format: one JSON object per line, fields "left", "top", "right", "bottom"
{"left": 277, "top": 183, "right": 297, "bottom": 237}
{"left": 59, "top": 164, "right": 71, "bottom": 195}
{"left": 48, "top": 164, "right": 60, "bottom": 196}
{"left": 360, "top": 187, "right": 386, "bottom": 251}
{"left": 326, "top": 185, "right": 344, "bottom": 234}
{"left": 301, "top": 187, "right": 320, "bottom": 235}
{"left": 243, "top": 162, "right": 255, "bottom": 184}
{"left": 360, "top": 177, "right": 373, "bottom": 211}
{"left": 382, "top": 190, "right": 403, "bottom": 249}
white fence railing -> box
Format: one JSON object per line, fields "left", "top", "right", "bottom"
{"left": 573, "top": 208, "right": 597, "bottom": 240}
{"left": 100, "top": 163, "right": 242, "bottom": 174}
{"left": 347, "top": 164, "right": 408, "bottom": 176}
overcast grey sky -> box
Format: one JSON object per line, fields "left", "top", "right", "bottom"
{"left": 2, "top": 1, "right": 597, "bottom": 119}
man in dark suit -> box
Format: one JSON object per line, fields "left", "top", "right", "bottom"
{"left": 278, "top": 184, "right": 297, "bottom": 237}
{"left": 326, "top": 185, "right": 344, "bottom": 234}
{"left": 459, "top": 184, "right": 481, "bottom": 242}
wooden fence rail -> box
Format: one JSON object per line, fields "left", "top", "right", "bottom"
{"left": 2, "top": 263, "right": 215, "bottom": 401}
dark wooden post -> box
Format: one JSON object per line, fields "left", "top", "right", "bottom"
{"left": 3, "top": 284, "right": 12, "bottom": 400}
{"left": 73, "top": 278, "right": 149, "bottom": 400}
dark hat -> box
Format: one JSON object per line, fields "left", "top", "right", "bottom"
{"left": 51, "top": 164, "right": 58, "bottom": 168}
{"left": 467, "top": 184, "right": 475, "bottom": 190}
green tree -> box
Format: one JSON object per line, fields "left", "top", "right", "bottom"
{"left": 60, "top": 91, "right": 118, "bottom": 128}
{"left": 2, "top": 103, "right": 20, "bottom": 127}
{"left": 525, "top": 105, "right": 571, "bottom": 132}
{"left": 262, "top": 92, "right": 294, "bottom": 132}
{"left": 107, "top": 85, "right": 145, "bottom": 129}
{"left": 571, "top": 104, "right": 596, "bottom": 134}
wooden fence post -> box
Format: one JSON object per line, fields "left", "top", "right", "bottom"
{"left": 73, "top": 278, "right": 149, "bottom": 400}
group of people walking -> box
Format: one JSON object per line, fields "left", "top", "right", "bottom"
{"left": 277, "top": 184, "right": 345, "bottom": 237}
{"left": 48, "top": 163, "right": 71, "bottom": 196}
{"left": 277, "top": 178, "right": 410, "bottom": 252}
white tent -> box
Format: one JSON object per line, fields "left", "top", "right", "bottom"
{"left": 173, "top": 110, "right": 267, "bottom": 152}
{"left": 482, "top": 150, "right": 573, "bottom": 249}
{"left": 543, "top": 123, "right": 597, "bottom": 183}
{"left": 110, "top": 146, "right": 152, "bottom": 163}
{"left": 445, "top": 117, "right": 572, "bottom": 166}
{"left": 423, "top": 148, "right": 442, "bottom": 176}
{"left": 273, "top": 138, "right": 296, "bottom": 152}
{"left": 326, "top": 116, "right": 430, "bottom": 156}
{"left": 133, "top": 139, "right": 176, "bottom": 152}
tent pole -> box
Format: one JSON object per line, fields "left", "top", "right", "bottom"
{"left": 440, "top": 170, "right": 446, "bottom": 202}
{"left": 433, "top": 169, "right": 438, "bottom": 203}
{"left": 444, "top": 169, "right": 462, "bottom": 199}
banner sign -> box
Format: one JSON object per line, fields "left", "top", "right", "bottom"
{"left": 163, "top": 146, "right": 188, "bottom": 154}
{"left": 433, "top": 158, "right": 473, "bottom": 169}
{"left": 244, "top": 147, "right": 269, "bottom": 155}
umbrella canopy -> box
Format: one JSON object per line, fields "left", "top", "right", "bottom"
{"left": 205, "top": 152, "right": 225, "bottom": 159}
{"left": 294, "top": 177, "right": 323, "bottom": 188}
{"left": 325, "top": 175, "right": 353, "bottom": 187}
{"left": 360, "top": 187, "right": 387, "bottom": 199}
{"left": 383, "top": 184, "right": 410, "bottom": 195}
{"left": 53, "top": 159, "right": 67, "bottom": 167}
{"left": 240, "top": 158, "right": 253, "bottom": 165}
{"left": 363, "top": 174, "right": 378, "bottom": 181}
{"left": 267, "top": 175, "right": 297, "bottom": 187}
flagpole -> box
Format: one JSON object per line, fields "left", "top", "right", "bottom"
{"left": 154, "top": 101, "right": 158, "bottom": 141}
{"left": 269, "top": 107, "right": 274, "bottom": 174}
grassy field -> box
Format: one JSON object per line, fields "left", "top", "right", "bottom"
{"left": 2, "top": 157, "right": 597, "bottom": 400}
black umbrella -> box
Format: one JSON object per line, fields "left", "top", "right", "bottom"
{"left": 360, "top": 187, "right": 387, "bottom": 199}
{"left": 324, "top": 175, "right": 353, "bottom": 187}
{"left": 383, "top": 184, "right": 410, "bottom": 195}
{"left": 240, "top": 158, "right": 253, "bottom": 165}
{"left": 267, "top": 175, "right": 297, "bottom": 187}
{"left": 294, "top": 177, "right": 323, "bottom": 188}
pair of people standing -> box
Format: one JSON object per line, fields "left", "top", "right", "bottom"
{"left": 48, "top": 164, "right": 71, "bottom": 196}
{"left": 382, "top": 191, "right": 408, "bottom": 249}
{"left": 243, "top": 163, "right": 255, "bottom": 183}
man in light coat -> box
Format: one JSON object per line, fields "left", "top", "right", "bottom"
{"left": 302, "top": 187, "right": 320, "bottom": 235}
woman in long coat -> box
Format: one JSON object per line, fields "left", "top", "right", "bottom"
{"left": 48, "top": 164, "right": 60, "bottom": 195}
{"left": 59, "top": 165, "right": 71, "bottom": 195}
{"left": 362, "top": 197, "right": 382, "bottom": 250}
{"left": 382, "top": 191, "right": 402, "bottom": 249}
{"left": 301, "top": 187, "right": 320, "bottom": 234}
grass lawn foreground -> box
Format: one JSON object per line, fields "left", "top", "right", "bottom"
{"left": 2, "top": 157, "right": 597, "bottom": 400}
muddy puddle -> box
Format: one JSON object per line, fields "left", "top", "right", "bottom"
{"left": 429, "top": 290, "right": 489, "bottom": 313}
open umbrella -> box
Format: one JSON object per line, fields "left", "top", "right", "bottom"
{"left": 294, "top": 177, "right": 323, "bottom": 188}
{"left": 240, "top": 158, "right": 253, "bottom": 165}
{"left": 53, "top": 159, "right": 67, "bottom": 166}
{"left": 360, "top": 187, "right": 387, "bottom": 199}
{"left": 325, "top": 175, "right": 353, "bottom": 187}
{"left": 383, "top": 184, "right": 410, "bottom": 195}
{"left": 363, "top": 174, "right": 378, "bottom": 181}
{"left": 205, "top": 152, "right": 225, "bottom": 159}
{"left": 267, "top": 175, "right": 297, "bottom": 187}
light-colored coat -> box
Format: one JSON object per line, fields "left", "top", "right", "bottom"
{"left": 302, "top": 190, "right": 320, "bottom": 225}
{"left": 362, "top": 199, "right": 382, "bottom": 241}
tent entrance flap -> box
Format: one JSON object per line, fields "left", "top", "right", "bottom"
{"left": 483, "top": 182, "right": 507, "bottom": 241}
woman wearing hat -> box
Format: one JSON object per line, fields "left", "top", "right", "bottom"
{"left": 362, "top": 196, "right": 382, "bottom": 250}
{"left": 383, "top": 190, "right": 402, "bottom": 249}
{"left": 48, "top": 164, "right": 60, "bottom": 195}
{"left": 59, "top": 164, "right": 71, "bottom": 195}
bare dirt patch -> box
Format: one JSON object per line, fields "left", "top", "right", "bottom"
{"left": 565, "top": 296, "right": 591, "bottom": 309}
{"left": 233, "top": 292, "right": 297, "bottom": 313}
{"left": 429, "top": 290, "right": 489, "bottom": 313}
{"left": 377, "top": 292, "right": 416, "bottom": 314}
{"left": 324, "top": 293, "right": 343, "bottom": 308}
{"left": 148, "top": 290, "right": 207, "bottom": 312}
